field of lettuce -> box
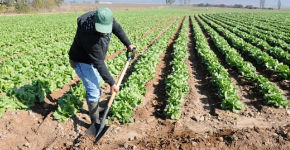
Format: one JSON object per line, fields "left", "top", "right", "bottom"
{"left": 0, "top": 8, "right": 289, "bottom": 149}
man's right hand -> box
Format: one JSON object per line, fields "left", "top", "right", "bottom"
{"left": 111, "top": 84, "right": 119, "bottom": 94}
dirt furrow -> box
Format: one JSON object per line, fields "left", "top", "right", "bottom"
{"left": 189, "top": 16, "right": 219, "bottom": 116}
{"left": 174, "top": 16, "right": 219, "bottom": 135}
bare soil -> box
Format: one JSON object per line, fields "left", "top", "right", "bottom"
{"left": 0, "top": 16, "right": 289, "bottom": 150}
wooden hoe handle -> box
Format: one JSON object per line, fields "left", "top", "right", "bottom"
{"left": 107, "top": 48, "right": 136, "bottom": 107}
{"left": 107, "top": 60, "right": 131, "bottom": 107}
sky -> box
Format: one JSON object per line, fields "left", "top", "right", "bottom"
{"left": 65, "top": 0, "right": 290, "bottom": 8}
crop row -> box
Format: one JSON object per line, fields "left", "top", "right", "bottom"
{"left": 219, "top": 13, "right": 290, "bottom": 37}
{"left": 231, "top": 13, "right": 290, "bottom": 32}
{"left": 191, "top": 16, "right": 244, "bottom": 113}
{"left": 202, "top": 15, "right": 290, "bottom": 65}
{"left": 0, "top": 80, "right": 51, "bottom": 117}
{"left": 197, "top": 16, "right": 288, "bottom": 108}
{"left": 0, "top": 15, "right": 171, "bottom": 94}
{"left": 207, "top": 14, "right": 290, "bottom": 53}
{"left": 51, "top": 18, "right": 178, "bottom": 122}
{"left": 0, "top": 14, "right": 174, "bottom": 119}
{"left": 164, "top": 17, "right": 189, "bottom": 119}
{"left": 216, "top": 14, "right": 290, "bottom": 44}
{"left": 0, "top": 13, "right": 168, "bottom": 58}
{"left": 199, "top": 15, "right": 290, "bottom": 80}
{"left": 107, "top": 18, "right": 176, "bottom": 77}
{"left": 107, "top": 17, "right": 170, "bottom": 55}
{"left": 53, "top": 83, "right": 86, "bottom": 122}
{"left": 110, "top": 18, "right": 181, "bottom": 123}
{"left": 0, "top": 44, "right": 74, "bottom": 93}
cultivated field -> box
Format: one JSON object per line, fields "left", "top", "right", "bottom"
{"left": 0, "top": 8, "right": 289, "bottom": 149}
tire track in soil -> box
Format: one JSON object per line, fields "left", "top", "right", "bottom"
{"left": 67, "top": 17, "right": 185, "bottom": 150}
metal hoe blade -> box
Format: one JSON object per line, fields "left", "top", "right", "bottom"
{"left": 85, "top": 49, "right": 136, "bottom": 143}
{"left": 94, "top": 106, "right": 110, "bottom": 142}
{"left": 95, "top": 125, "right": 109, "bottom": 143}
{"left": 85, "top": 123, "right": 100, "bottom": 136}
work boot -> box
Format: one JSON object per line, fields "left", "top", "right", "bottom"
{"left": 87, "top": 101, "right": 101, "bottom": 124}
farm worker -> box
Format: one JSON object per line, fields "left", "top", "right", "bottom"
{"left": 68, "top": 7, "right": 135, "bottom": 125}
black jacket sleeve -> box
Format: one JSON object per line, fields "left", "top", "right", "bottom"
{"left": 88, "top": 44, "right": 115, "bottom": 86}
{"left": 112, "top": 19, "right": 131, "bottom": 48}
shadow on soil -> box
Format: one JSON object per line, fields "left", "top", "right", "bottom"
{"left": 152, "top": 17, "right": 185, "bottom": 119}
{"left": 188, "top": 16, "right": 218, "bottom": 116}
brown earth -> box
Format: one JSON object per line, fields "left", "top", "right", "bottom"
{"left": 0, "top": 16, "right": 289, "bottom": 150}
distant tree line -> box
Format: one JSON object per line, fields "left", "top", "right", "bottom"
{"left": 195, "top": 3, "right": 258, "bottom": 9}
{"left": 163, "top": 0, "right": 282, "bottom": 9}
{"left": 195, "top": 3, "right": 277, "bottom": 10}
{"left": 0, "top": 0, "right": 64, "bottom": 12}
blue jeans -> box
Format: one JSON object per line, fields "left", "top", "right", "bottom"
{"left": 74, "top": 62, "right": 102, "bottom": 102}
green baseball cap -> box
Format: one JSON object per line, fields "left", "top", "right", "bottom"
{"left": 95, "top": 7, "right": 114, "bottom": 33}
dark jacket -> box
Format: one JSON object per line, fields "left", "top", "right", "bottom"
{"left": 69, "top": 11, "right": 131, "bottom": 86}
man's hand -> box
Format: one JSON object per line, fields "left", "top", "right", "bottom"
{"left": 128, "top": 44, "right": 136, "bottom": 52}
{"left": 111, "top": 84, "right": 119, "bottom": 94}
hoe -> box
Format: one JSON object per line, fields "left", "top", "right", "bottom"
{"left": 85, "top": 48, "right": 136, "bottom": 143}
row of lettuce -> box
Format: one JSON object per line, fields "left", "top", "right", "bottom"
{"left": 109, "top": 18, "right": 181, "bottom": 123}
{"left": 43, "top": 14, "right": 290, "bottom": 122}
{"left": 208, "top": 14, "right": 290, "bottom": 52}
{"left": 196, "top": 15, "right": 288, "bottom": 109}
{"left": 0, "top": 12, "right": 173, "bottom": 118}
{"left": 200, "top": 15, "right": 290, "bottom": 80}
{"left": 217, "top": 13, "right": 290, "bottom": 42}
{"left": 53, "top": 15, "right": 289, "bottom": 122}
{"left": 0, "top": 13, "right": 168, "bottom": 93}
{"left": 107, "top": 17, "right": 175, "bottom": 78}
{"left": 163, "top": 18, "right": 190, "bottom": 119}
{"left": 1, "top": 13, "right": 288, "bottom": 122}
{"left": 204, "top": 14, "right": 290, "bottom": 65}
{"left": 52, "top": 17, "right": 178, "bottom": 122}
{"left": 192, "top": 16, "right": 244, "bottom": 112}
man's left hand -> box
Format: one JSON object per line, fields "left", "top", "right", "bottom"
{"left": 128, "top": 44, "right": 136, "bottom": 52}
